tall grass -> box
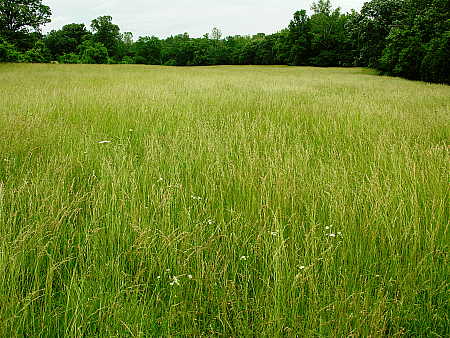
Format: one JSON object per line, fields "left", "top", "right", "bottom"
{"left": 0, "top": 64, "right": 448, "bottom": 336}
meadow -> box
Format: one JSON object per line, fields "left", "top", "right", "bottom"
{"left": 0, "top": 63, "right": 448, "bottom": 336}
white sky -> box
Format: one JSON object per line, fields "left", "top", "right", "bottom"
{"left": 42, "top": 0, "right": 366, "bottom": 39}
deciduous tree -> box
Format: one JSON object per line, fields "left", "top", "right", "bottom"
{"left": 91, "top": 16, "right": 121, "bottom": 58}
{"left": 45, "top": 23, "right": 91, "bottom": 58}
{"left": 0, "top": 0, "right": 51, "bottom": 38}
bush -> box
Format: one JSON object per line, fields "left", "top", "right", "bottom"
{"left": 133, "top": 55, "right": 146, "bottom": 64}
{"left": 164, "top": 59, "right": 177, "bottom": 66}
{"left": 120, "top": 56, "right": 134, "bottom": 64}
{"left": 58, "top": 53, "right": 80, "bottom": 64}
{"left": 19, "top": 40, "right": 51, "bottom": 63}
{"left": 0, "top": 37, "right": 22, "bottom": 62}
{"left": 79, "top": 40, "right": 108, "bottom": 64}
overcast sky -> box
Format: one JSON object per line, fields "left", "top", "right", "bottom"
{"left": 42, "top": 0, "right": 366, "bottom": 39}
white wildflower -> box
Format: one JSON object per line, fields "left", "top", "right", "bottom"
{"left": 166, "top": 268, "right": 171, "bottom": 272}
{"left": 299, "top": 266, "right": 306, "bottom": 270}
{"left": 98, "top": 140, "right": 111, "bottom": 144}
{"left": 240, "top": 256, "right": 248, "bottom": 261}
{"left": 328, "top": 233, "right": 336, "bottom": 238}
{"left": 169, "top": 276, "right": 180, "bottom": 286}
{"left": 207, "top": 219, "right": 214, "bottom": 225}
{"left": 270, "top": 231, "right": 278, "bottom": 236}
{"left": 337, "top": 231, "right": 342, "bottom": 236}
{"left": 156, "top": 275, "right": 161, "bottom": 279}
{"left": 187, "top": 274, "right": 193, "bottom": 279}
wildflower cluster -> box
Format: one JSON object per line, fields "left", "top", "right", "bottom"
{"left": 324, "top": 225, "right": 343, "bottom": 238}
{"left": 157, "top": 269, "right": 195, "bottom": 287}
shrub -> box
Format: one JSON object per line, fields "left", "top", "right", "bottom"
{"left": 164, "top": 59, "right": 177, "bottom": 66}
{"left": 0, "top": 37, "right": 22, "bottom": 62}
{"left": 120, "top": 56, "right": 134, "bottom": 64}
{"left": 19, "top": 40, "right": 51, "bottom": 63}
{"left": 133, "top": 55, "right": 146, "bottom": 64}
{"left": 58, "top": 53, "right": 80, "bottom": 64}
{"left": 78, "top": 40, "right": 108, "bottom": 64}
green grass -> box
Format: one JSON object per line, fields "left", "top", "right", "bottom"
{"left": 0, "top": 63, "right": 449, "bottom": 336}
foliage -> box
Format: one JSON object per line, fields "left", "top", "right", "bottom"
{"left": 91, "top": 16, "right": 121, "bottom": 59}
{"left": 272, "top": 30, "right": 291, "bottom": 64}
{"left": 0, "top": 37, "right": 22, "bottom": 61}
{"left": 58, "top": 52, "right": 80, "bottom": 64}
{"left": 133, "top": 36, "right": 162, "bottom": 65}
{"left": 45, "top": 24, "right": 91, "bottom": 59}
{"left": 19, "top": 39, "right": 49, "bottom": 62}
{"left": 78, "top": 40, "right": 108, "bottom": 64}
{"left": 0, "top": 0, "right": 51, "bottom": 40}
{"left": 420, "top": 32, "right": 450, "bottom": 84}
{"left": 354, "top": 0, "right": 405, "bottom": 68}
{"left": 309, "top": 3, "right": 352, "bottom": 66}
{"left": 161, "top": 33, "right": 195, "bottom": 66}
{"left": 120, "top": 55, "right": 134, "bottom": 64}
{"left": 377, "top": 0, "right": 450, "bottom": 83}
{"left": 287, "top": 10, "right": 311, "bottom": 65}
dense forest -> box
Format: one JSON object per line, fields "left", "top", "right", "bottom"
{"left": 0, "top": 0, "right": 449, "bottom": 83}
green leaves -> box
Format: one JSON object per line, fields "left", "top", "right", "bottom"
{"left": 78, "top": 40, "right": 108, "bottom": 64}
{"left": 0, "top": 0, "right": 51, "bottom": 36}
{"left": 91, "top": 16, "right": 121, "bottom": 57}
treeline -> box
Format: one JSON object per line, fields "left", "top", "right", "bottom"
{"left": 1, "top": 0, "right": 449, "bottom": 83}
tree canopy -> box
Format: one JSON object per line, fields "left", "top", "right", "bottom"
{"left": 0, "top": 0, "right": 51, "bottom": 37}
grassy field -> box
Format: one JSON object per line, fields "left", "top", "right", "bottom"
{"left": 0, "top": 63, "right": 448, "bottom": 336}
